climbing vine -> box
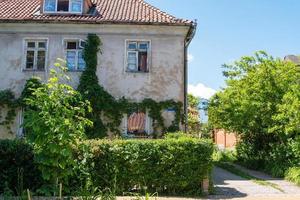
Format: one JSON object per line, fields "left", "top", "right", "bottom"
{"left": 77, "top": 34, "right": 183, "bottom": 138}
{"left": 0, "top": 34, "right": 183, "bottom": 138}
{"left": 0, "top": 90, "right": 18, "bottom": 134}
{"left": 0, "top": 77, "right": 43, "bottom": 134}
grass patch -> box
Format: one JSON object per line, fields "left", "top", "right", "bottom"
{"left": 216, "top": 162, "right": 284, "bottom": 192}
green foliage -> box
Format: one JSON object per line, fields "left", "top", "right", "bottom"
{"left": 188, "top": 94, "right": 200, "bottom": 109}
{"left": 0, "top": 139, "right": 43, "bottom": 195}
{"left": 0, "top": 137, "right": 214, "bottom": 197}
{"left": 23, "top": 62, "right": 92, "bottom": 186}
{"left": 164, "top": 131, "right": 191, "bottom": 139}
{"left": 213, "top": 149, "right": 237, "bottom": 163}
{"left": 285, "top": 167, "right": 300, "bottom": 186}
{"left": 0, "top": 90, "right": 18, "bottom": 134}
{"left": 208, "top": 51, "right": 300, "bottom": 177}
{"left": 187, "top": 94, "right": 201, "bottom": 135}
{"left": 20, "top": 77, "right": 43, "bottom": 107}
{"left": 78, "top": 34, "right": 183, "bottom": 138}
{"left": 86, "top": 138, "right": 214, "bottom": 195}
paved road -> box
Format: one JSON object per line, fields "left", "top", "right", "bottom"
{"left": 118, "top": 166, "right": 300, "bottom": 200}
{"left": 209, "top": 166, "right": 300, "bottom": 200}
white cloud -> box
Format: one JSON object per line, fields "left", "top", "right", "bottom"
{"left": 188, "top": 83, "right": 217, "bottom": 99}
{"left": 188, "top": 54, "right": 194, "bottom": 63}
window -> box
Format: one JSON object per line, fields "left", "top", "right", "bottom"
{"left": 65, "top": 40, "right": 86, "bottom": 71}
{"left": 44, "top": 0, "right": 56, "bottom": 12}
{"left": 24, "top": 40, "right": 47, "bottom": 71}
{"left": 44, "top": 0, "right": 83, "bottom": 13}
{"left": 127, "top": 111, "right": 147, "bottom": 135}
{"left": 126, "top": 41, "right": 150, "bottom": 72}
{"left": 122, "top": 110, "right": 153, "bottom": 138}
{"left": 57, "top": 0, "right": 69, "bottom": 12}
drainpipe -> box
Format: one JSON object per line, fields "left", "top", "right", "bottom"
{"left": 183, "top": 20, "right": 197, "bottom": 132}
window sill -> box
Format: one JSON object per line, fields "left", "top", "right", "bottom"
{"left": 67, "top": 70, "right": 85, "bottom": 72}
{"left": 125, "top": 70, "right": 149, "bottom": 74}
{"left": 22, "top": 69, "right": 45, "bottom": 72}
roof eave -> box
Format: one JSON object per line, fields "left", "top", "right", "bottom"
{"left": 0, "top": 19, "right": 193, "bottom": 27}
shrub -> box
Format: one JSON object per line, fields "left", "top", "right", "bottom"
{"left": 213, "top": 149, "right": 237, "bottom": 163}
{"left": 285, "top": 167, "right": 300, "bottom": 186}
{"left": 0, "top": 139, "right": 42, "bottom": 195}
{"left": 86, "top": 138, "right": 214, "bottom": 195}
{"left": 23, "top": 63, "right": 92, "bottom": 187}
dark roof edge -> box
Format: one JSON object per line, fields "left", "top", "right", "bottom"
{"left": 0, "top": 19, "right": 193, "bottom": 26}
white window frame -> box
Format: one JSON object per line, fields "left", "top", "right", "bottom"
{"left": 23, "top": 38, "right": 48, "bottom": 71}
{"left": 64, "top": 39, "right": 86, "bottom": 71}
{"left": 125, "top": 40, "right": 151, "bottom": 73}
{"left": 43, "top": 0, "right": 83, "bottom": 14}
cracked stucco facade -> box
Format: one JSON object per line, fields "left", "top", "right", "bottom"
{"left": 0, "top": 23, "right": 189, "bottom": 138}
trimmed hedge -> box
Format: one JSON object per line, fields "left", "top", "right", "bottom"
{"left": 0, "top": 139, "right": 42, "bottom": 195}
{"left": 87, "top": 138, "right": 214, "bottom": 195}
{"left": 0, "top": 138, "right": 213, "bottom": 196}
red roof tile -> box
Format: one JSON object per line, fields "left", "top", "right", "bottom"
{"left": 0, "top": 0, "right": 192, "bottom": 25}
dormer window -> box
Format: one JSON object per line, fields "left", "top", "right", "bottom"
{"left": 44, "top": 0, "right": 83, "bottom": 13}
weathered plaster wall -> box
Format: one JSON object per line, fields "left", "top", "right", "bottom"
{"left": 0, "top": 23, "right": 189, "bottom": 138}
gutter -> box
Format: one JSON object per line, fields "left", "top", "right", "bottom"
{"left": 183, "top": 20, "right": 197, "bottom": 132}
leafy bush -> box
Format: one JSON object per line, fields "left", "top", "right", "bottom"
{"left": 209, "top": 52, "right": 300, "bottom": 177}
{"left": 0, "top": 139, "right": 42, "bottom": 195}
{"left": 86, "top": 138, "right": 214, "bottom": 195}
{"left": 285, "top": 167, "right": 300, "bottom": 186}
{"left": 213, "top": 149, "right": 237, "bottom": 163}
{"left": 23, "top": 63, "right": 92, "bottom": 187}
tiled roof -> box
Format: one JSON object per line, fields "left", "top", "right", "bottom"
{"left": 0, "top": 0, "right": 192, "bottom": 25}
{"left": 284, "top": 55, "right": 300, "bottom": 65}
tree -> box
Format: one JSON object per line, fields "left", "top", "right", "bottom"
{"left": 208, "top": 51, "right": 300, "bottom": 173}
{"left": 187, "top": 94, "right": 201, "bottom": 135}
{"left": 23, "top": 61, "right": 92, "bottom": 187}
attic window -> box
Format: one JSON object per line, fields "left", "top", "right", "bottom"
{"left": 44, "top": 0, "right": 83, "bottom": 13}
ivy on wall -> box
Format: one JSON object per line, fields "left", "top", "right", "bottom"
{"left": 0, "top": 90, "right": 18, "bottom": 134}
{"left": 77, "top": 34, "right": 183, "bottom": 138}
{"left": 0, "top": 78, "right": 43, "bottom": 134}
{"left": 0, "top": 34, "right": 183, "bottom": 138}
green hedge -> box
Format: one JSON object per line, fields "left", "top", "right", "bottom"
{"left": 0, "top": 138, "right": 213, "bottom": 196}
{"left": 0, "top": 139, "right": 42, "bottom": 195}
{"left": 87, "top": 138, "right": 214, "bottom": 195}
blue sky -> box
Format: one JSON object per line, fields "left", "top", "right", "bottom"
{"left": 146, "top": 0, "right": 300, "bottom": 99}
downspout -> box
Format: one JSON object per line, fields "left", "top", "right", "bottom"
{"left": 184, "top": 20, "right": 197, "bottom": 132}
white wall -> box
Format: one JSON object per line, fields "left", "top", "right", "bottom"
{"left": 0, "top": 23, "right": 189, "bottom": 137}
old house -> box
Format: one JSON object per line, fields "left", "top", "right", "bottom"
{"left": 0, "top": 0, "right": 196, "bottom": 138}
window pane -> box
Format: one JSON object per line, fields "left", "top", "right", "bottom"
{"left": 37, "top": 51, "right": 46, "bottom": 70}
{"left": 139, "top": 43, "right": 148, "bottom": 51}
{"left": 44, "top": 0, "right": 56, "bottom": 12}
{"left": 57, "top": 0, "right": 69, "bottom": 12}
{"left": 27, "top": 42, "right": 35, "bottom": 48}
{"left": 38, "top": 42, "right": 46, "bottom": 49}
{"left": 66, "top": 51, "right": 76, "bottom": 70}
{"left": 127, "top": 52, "right": 137, "bottom": 71}
{"left": 77, "top": 51, "right": 85, "bottom": 70}
{"left": 71, "top": 0, "right": 82, "bottom": 12}
{"left": 26, "top": 51, "right": 35, "bottom": 69}
{"left": 67, "top": 41, "right": 77, "bottom": 49}
{"left": 79, "top": 40, "right": 86, "bottom": 49}
{"left": 138, "top": 52, "right": 148, "bottom": 72}
{"left": 128, "top": 42, "right": 137, "bottom": 50}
